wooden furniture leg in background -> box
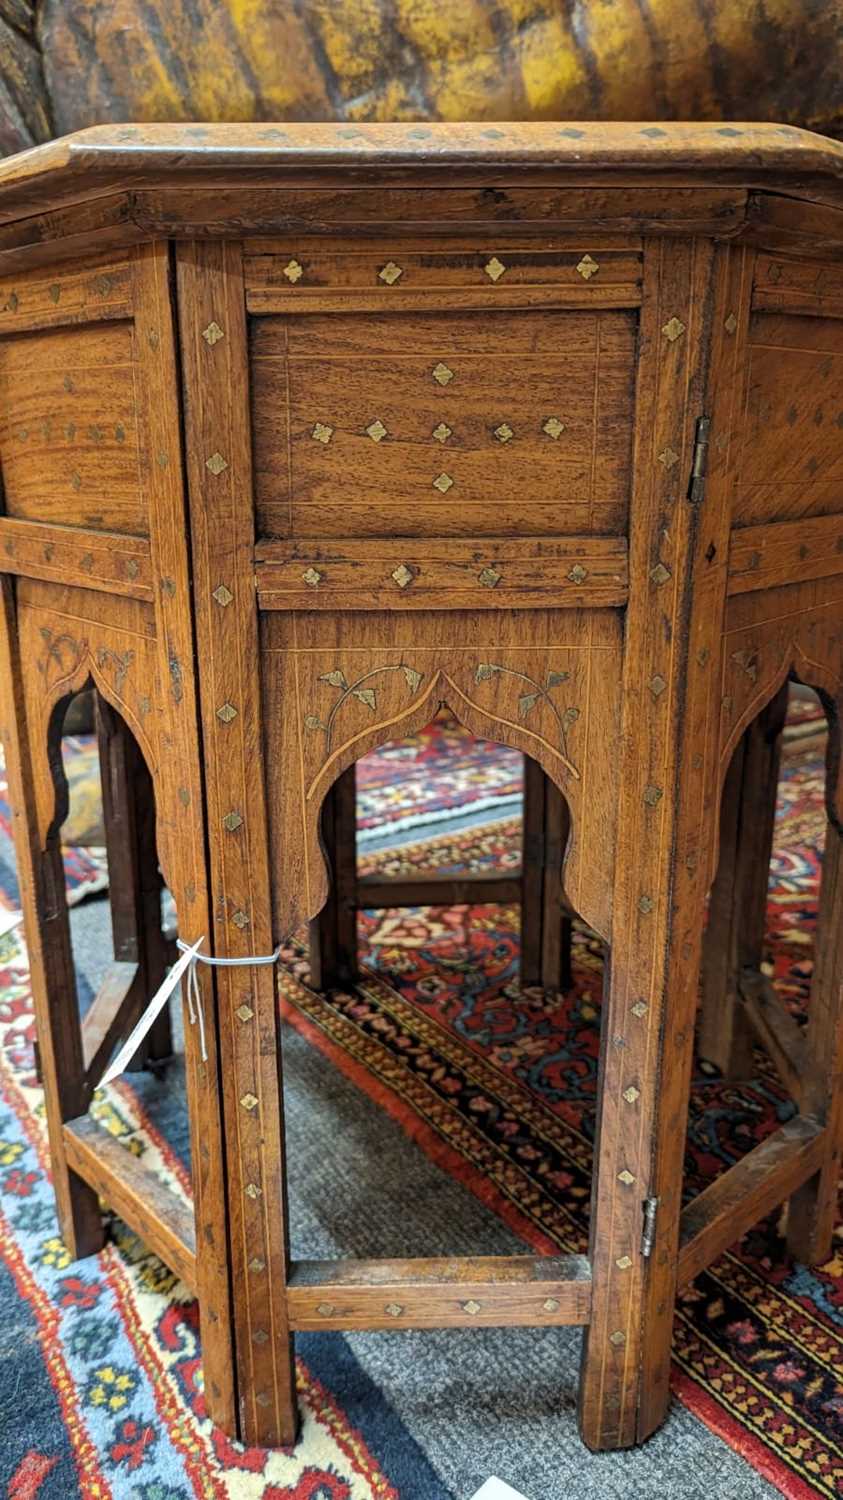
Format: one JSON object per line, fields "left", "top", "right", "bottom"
{"left": 310, "top": 764, "right": 358, "bottom": 990}
{"left": 521, "top": 755, "right": 573, "bottom": 990}
{"left": 698, "top": 681, "right": 789, "bottom": 1080}
{"left": 95, "top": 692, "right": 172, "bottom": 1070}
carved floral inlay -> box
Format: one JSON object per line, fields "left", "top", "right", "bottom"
{"left": 474, "top": 663, "right": 580, "bottom": 774}
{"left": 305, "top": 664, "right": 425, "bottom": 750}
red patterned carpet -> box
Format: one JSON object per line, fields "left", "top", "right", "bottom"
{"left": 279, "top": 713, "right": 843, "bottom": 1500}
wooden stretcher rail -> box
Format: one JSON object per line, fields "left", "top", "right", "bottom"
{"left": 727, "top": 514, "right": 843, "bottom": 596}
{"left": 0, "top": 518, "right": 153, "bottom": 601}
{"left": 287, "top": 1254, "right": 592, "bottom": 1330}
{"left": 738, "top": 968, "right": 807, "bottom": 1106}
{"left": 63, "top": 1115, "right": 197, "bottom": 1293}
{"left": 81, "top": 959, "right": 142, "bottom": 1085}
{"left": 677, "top": 1115, "right": 825, "bottom": 1289}
{"left": 357, "top": 871, "right": 523, "bottom": 909}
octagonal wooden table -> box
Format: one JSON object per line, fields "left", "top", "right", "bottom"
{"left": 0, "top": 121, "right": 841, "bottom": 1452}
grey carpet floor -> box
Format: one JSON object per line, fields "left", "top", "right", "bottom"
{"left": 68, "top": 896, "right": 779, "bottom": 1500}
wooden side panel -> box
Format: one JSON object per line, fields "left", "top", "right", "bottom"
{"left": 250, "top": 305, "right": 637, "bottom": 540}
{"left": 261, "top": 605, "right": 622, "bottom": 945}
{"left": 732, "top": 306, "right": 843, "bottom": 528}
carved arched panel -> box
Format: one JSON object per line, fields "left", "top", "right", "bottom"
{"left": 710, "top": 574, "right": 843, "bottom": 881}
{"left": 260, "top": 606, "right": 623, "bottom": 940}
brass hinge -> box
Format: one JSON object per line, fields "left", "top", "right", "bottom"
{"left": 641, "top": 1196, "right": 659, "bottom": 1258}
{"left": 687, "top": 415, "right": 711, "bottom": 504}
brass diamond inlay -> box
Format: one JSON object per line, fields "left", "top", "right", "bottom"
{"left": 217, "top": 701, "right": 237, "bottom": 723}
{"left": 245, "top": 1182, "right": 262, "bottom": 1199}
{"left": 662, "top": 316, "right": 686, "bottom": 342}
{"left": 433, "top": 472, "right": 454, "bottom": 493}
{"left": 494, "top": 423, "right": 514, "bottom": 443}
{"left": 643, "top": 784, "right": 663, "bottom": 806}
{"left": 650, "top": 674, "right": 667, "bottom": 697}
{"left": 302, "top": 567, "right": 322, "bottom": 587}
{"left": 366, "top": 418, "right": 388, "bottom": 442}
{"left": 212, "top": 584, "right": 233, "bottom": 607}
{"left": 205, "top": 451, "right": 228, "bottom": 475}
{"left": 249, "top": 1257, "right": 266, "bottom": 1273}
{"left": 253, "top": 1329, "right": 268, "bottom": 1345}
{"left": 478, "top": 567, "right": 501, "bottom": 588}
{"left": 316, "top": 1302, "right": 335, "bottom": 1316}
{"left": 384, "top": 1303, "right": 404, "bottom": 1318}
{"left": 543, "top": 1298, "right": 560, "bottom": 1313}
{"left": 623, "top": 1086, "right": 641, "bottom": 1103}
{"left": 283, "top": 259, "right": 303, "bottom": 283}
{"left": 201, "top": 321, "right": 224, "bottom": 346}
{"left": 432, "top": 422, "right": 452, "bottom": 443}
{"left": 311, "top": 422, "right": 333, "bottom": 444}
{"left": 484, "top": 256, "right": 506, "bottom": 282}
{"left": 232, "top": 910, "right": 250, "bottom": 929}
{"left": 432, "top": 362, "right": 454, "bottom": 385}
{"left": 236, "top": 1004, "right": 254, "bottom": 1022}
{"left": 618, "top": 1169, "right": 635, "bottom": 1185}
{"left": 392, "top": 563, "right": 413, "bottom": 589}
{"left": 462, "top": 1300, "right": 482, "bottom": 1315}
{"left": 568, "top": 564, "right": 588, "bottom": 584}
{"left": 616, "top": 1255, "right": 633, "bottom": 1270}
{"left": 631, "top": 1000, "right": 649, "bottom": 1018}
{"left": 542, "top": 417, "right": 565, "bottom": 439}
{"left": 658, "top": 447, "right": 679, "bottom": 469}
{"left": 577, "top": 254, "right": 599, "bottom": 280}
{"left": 223, "top": 810, "right": 243, "bottom": 832}
{"left": 638, "top": 895, "right": 654, "bottom": 914}
{"left": 610, "top": 1330, "right": 626, "bottom": 1346}
{"left": 379, "top": 261, "right": 403, "bottom": 285}
{"left": 650, "top": 562, "right": 671, "bottom": 585}
{"left": 724, "top": 312, "right": 738, "bottom": 334}
{"left": 240, "top": 1092, "right": 259, "bottom": 1111}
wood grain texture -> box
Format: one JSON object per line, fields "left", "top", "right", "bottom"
{"left": 31, "top": 4, "right": 843, "bottom": 140}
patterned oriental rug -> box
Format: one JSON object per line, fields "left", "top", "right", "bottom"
{"left": 0, "top": 706, "right": 839, "bottom": 1497}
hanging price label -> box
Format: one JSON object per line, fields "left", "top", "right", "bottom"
{"left": 99, "top": 935, "right": 205, "bottom": 1086}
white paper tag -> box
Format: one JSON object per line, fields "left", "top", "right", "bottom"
{"left": 470, "top": 1481, "right": 531, "bottom": 1500}
{"left": 99, "top": 935, "right": 204, "bottom": 1086}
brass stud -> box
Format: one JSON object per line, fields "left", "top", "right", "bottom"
{"left": 283, "top": 259, "right": 303, "bottom": 283}
{"left": 213, "top": 584, "right": 233, "bottom": 607}
{"left": 236, "top": 1004, "right": 254, "bottom": 1022}
{"left": 366, "top": 419, "right": 388, "bottom": 443}
{"left": 316, "top": 1302, "right": 335, "bottom": 1316}
{"left": 484, "top": 256, "right": 507, "bottom": 282}
{"left": 662, "top": 317, "right": 686, "bottom": 342}
{"left": 724, "top": 312, "right": 738, "bottom": 335}
{"left": 240, "top": 1093, "right": 259, "bottom": 1112}
{"left": 576, "top": 254, "right": 599, "bottom": 280}
{"left": 245, "top": 1182, "right": 262, "bottom": 1199}
{"left": 643, "top": 785, "right": 663, "bottom": 806}
{"left": 253, "top": 1329, "right": 268, "bottom": 1345}
{"left": 311, "top": 422, "right": 333, "bottom": 444}
{"left": 432, "top": 362, "right": 454, "bottom": 386}
{"left": 542, "top": 417, "right": 565, "bottom": 439}
{"left": 392, "top": 563, "right": 414, "bottom": 589}
{"left": 568, "top": 564, "right": 588, "bottom": 584}
{"left": 223, "top": 811, "right": 243, "bottom": 832}
{"left": 649, "top": 674, "right": 667, "bottom": 697}
{"left": 256, "top": 1392, "right": 271, "bottom": 1408}
{"left": 650, "top": 563, "right": 671, "bottom": 585}
{"left": 302, "top": 567, "right": 322, "bottom": 587}
{"left": 623, "top": 1086, "right": 640, "bottom": 1103}
{"left": 631, "top": 1000, "right": 649, "bottom": 1018}
{"left": 478, "top": 567, "right": 501, "bottom": 588}
{"left": 232, "top": 910, "right": 249, "bottom": 929}
{"left": 433, "top": 472, "right": 454, "bottom": 492}
{"left": 494, "top": 423, "right": 514, "bottom": 443}
{"left": 205, "top": 451, "right": 228, "bottom": 475}
{"left": 432, "top": 422, "right": 452, "bottom": 443}
{"left": 378, "top": 261, "right": 403, "bottom": 285}
{"left": 49, "top": 284, "right": 61, "bottom": 304}
{"left": 462, "top": 1300, "right": 482, "bottom": 1315}
{"left": 249, "top": 1257, "right": 266, "bottom": 1273}
{"left": 201, "top": 321, "right": 225, "bottom": 346}
{"left": 609, "top": 1330, "right": 626, "bottom": 1346}
{"left": 384, "top": 1303, "right": 404, "bottom": 1317}
{"left": 126, "top": 559, "right": 140, "bottom": 580}
{"left": 638, "top": 895, "right": 654, "bottom": 914}
{"left": 217, "top": 701, "right": 238, "bottom": 723}
{"left": 618, "top": 1169, "right": 635, "bottom": 1185}
{"left": 616, "top": 1255, "right": 633, "bottom": 1270}
{"left": 542, "top": 1298, "right": 560, "bottom": 1313}
{"left": 658, "top": 448, "right": 679, "bottom": 469}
